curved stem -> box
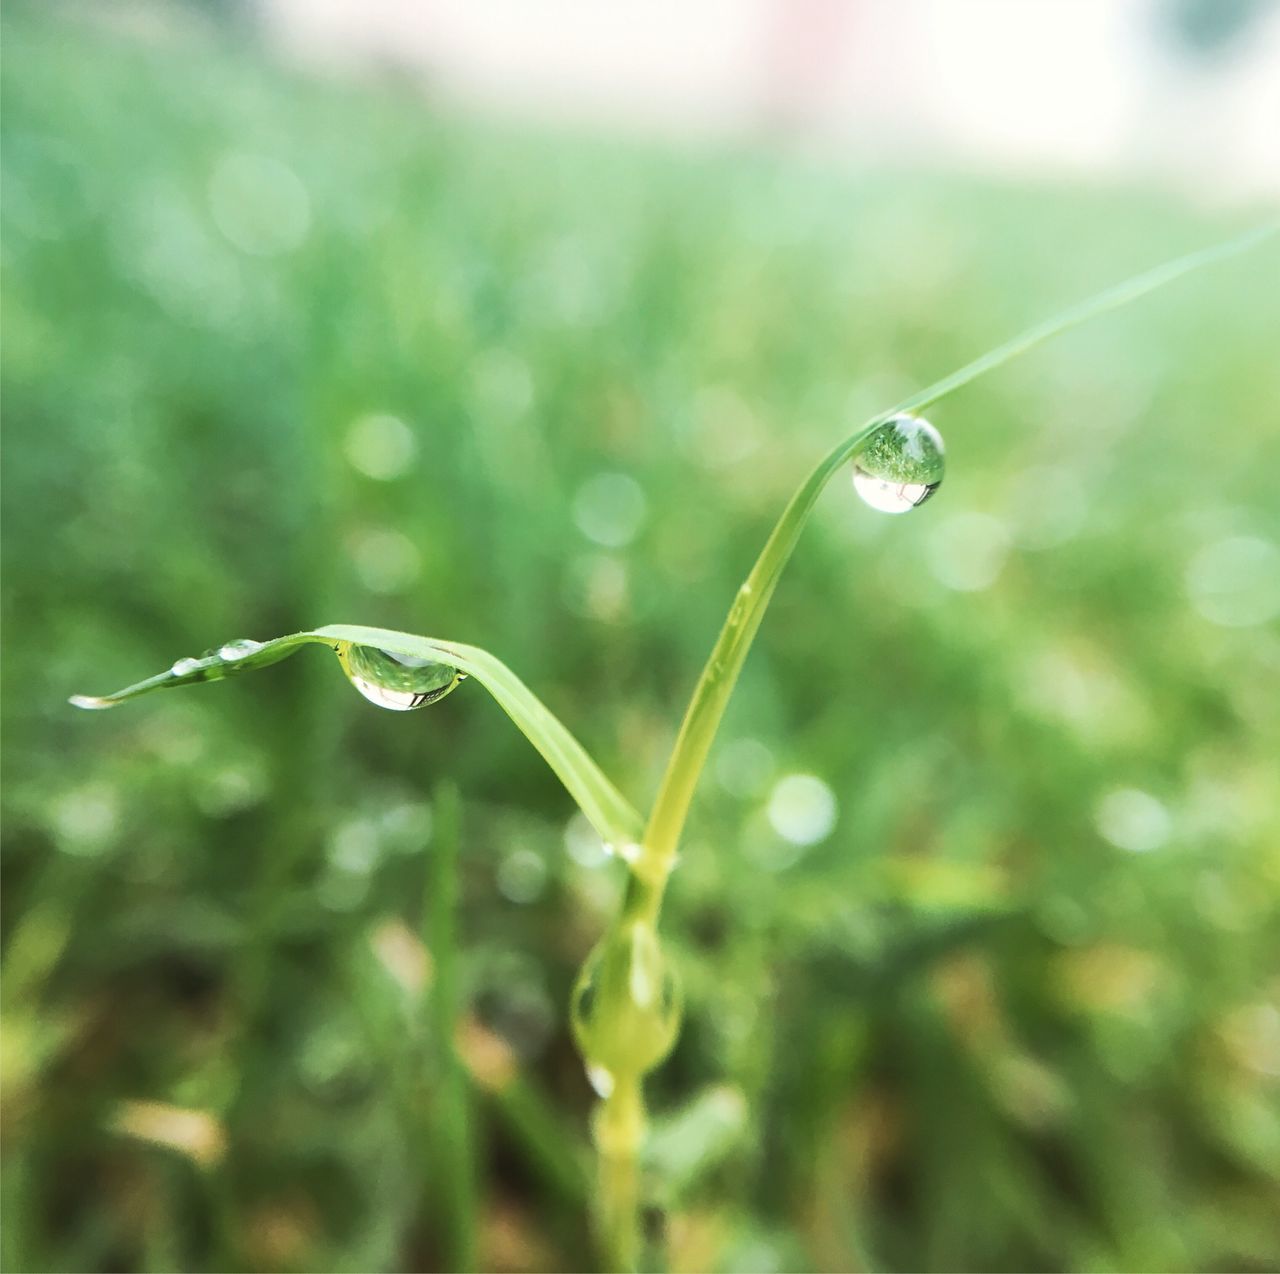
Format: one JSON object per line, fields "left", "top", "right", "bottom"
{"left": 638, "top": 220, "right": 1278, "bottom": 891}
{"left": 642, "top": 425, "right": 878, "bottom": 875}
{"left": 602, "top": 222, "right": 1279, "bottom": 1266}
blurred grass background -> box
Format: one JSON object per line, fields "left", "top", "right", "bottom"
{"left": 3, "top": 4, "right": 1280, "bottom": 1271}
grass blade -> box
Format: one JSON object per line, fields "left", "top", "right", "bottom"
{"left": 70, "top": 625, "right": 645, "bottom": 849}
{"left": 641, "top": 222, "right": 1279, "bottom": 870}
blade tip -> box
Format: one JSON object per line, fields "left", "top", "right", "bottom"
{"left": 69, "top": 694, "right": 116, "bottom": 710}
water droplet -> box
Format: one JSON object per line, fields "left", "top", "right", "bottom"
{"left": 852, "top": 413, "right": 945, "bottom": 514}
{"left": 218, "top": 638, "right": 262, "bottom": 662}
{"left": 336, "top": 642, "right": 463, "bottom": 712}
{"left": 571, "top": 925, "right": 682, "bottom": 1082}
{"left": 727, "top": 587, "right": 751, "bottom": 629}
{"left": 586, "top": 1064, "right": 615, "bottom": 1099}
{"left": 171, "top": 657, "right": 202, "bottom": 677}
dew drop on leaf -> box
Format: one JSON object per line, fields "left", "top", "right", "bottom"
{"left": 335, "top": 641, "right": 463, "bottom": 711}
{"left": 852, "top": 413, "right": 945, "bottom": 514}
{"left": 171, "top": 657, "right": 202, "bottom": 677}
{"left": 218, "top": 638, "right": 262, "bottom": 662}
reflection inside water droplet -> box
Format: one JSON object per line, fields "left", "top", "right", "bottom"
{"left": 852, "top": 413, "right": 945, "bottom": 513}
{"left": 586, "top": 1064, "right": 615, "bottom": 1098}
{"left": 336, "top": 642, "right": 464, "bottom": 711}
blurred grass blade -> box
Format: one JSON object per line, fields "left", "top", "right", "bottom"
{"left": 642, "top": 221, "right": 1279, "bottom": 868}
{"left": 70, "top": 624, "right": 645, "bottom": 848}
{"left": 895, "top": 218, "right": 1280, "bottom": 419}
{"left": 424, "top": 782, "right": 478, "bottom": 1272}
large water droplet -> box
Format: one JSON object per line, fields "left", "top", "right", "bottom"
{"left": 570, "top": 925, "right": 682, "bottom": 1083}
{"left": 218, "top": 638, "right": 262, "bottom": 662}
{"left": 852, "top": 413, "right": 945, "bottom": 513}
{"left": 336, "top": 642, "right": 463, "bottom": 712}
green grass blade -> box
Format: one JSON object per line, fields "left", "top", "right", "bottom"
{"left": 314, "top": 625, "right": 645, "bottom": 846}
{"left": 893, "top": 218, "right": 1279, "bottom": 419}
{"left": 641, "top": 221, "right": 1279, "bottom": 869}
{"left": 70, "top": 624, "right": 645, "bottom": 848}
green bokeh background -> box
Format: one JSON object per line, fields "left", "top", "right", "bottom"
{"left": 3, "top": 6, "right": 1279, "bottom": 1272}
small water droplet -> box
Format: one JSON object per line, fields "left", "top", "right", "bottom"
{"left": 171, "top": 657, "right": 202, "bottom": 677}
{"left": 336, "top": 642, "right": 463, "bottom": 712}
{"left": 852, "top": 413, "right": 945, "bottom": 514}
{"left": 727, "top": 588, "right": 751, "bottom": 629}
{"left": 586, "top": 1064, "right": 615, "bottom": 1098}
{"left": 218, "top": 638, "right": 262, "bottom": 662}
